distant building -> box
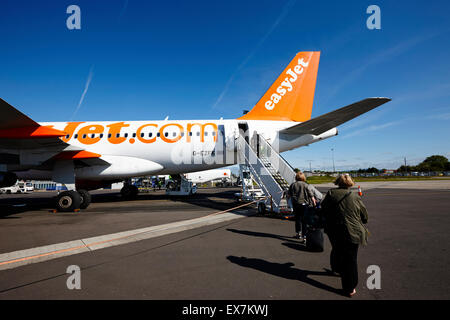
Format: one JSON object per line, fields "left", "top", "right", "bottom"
{"left": 32, "top": 181, "right": 67, "bottom": 191}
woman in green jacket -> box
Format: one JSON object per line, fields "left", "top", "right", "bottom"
{"left": 321, "top": 174, "right": 369, "bottom": 297}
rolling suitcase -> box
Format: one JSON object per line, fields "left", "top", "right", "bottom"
{"left": 306, "top": 227, "right": 324, "bottom": 252}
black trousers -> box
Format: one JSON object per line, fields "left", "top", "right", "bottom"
{"left": 293, "top": 204, "right": 307, "bottom": 235}
{"left": 327, "top": 231, "right": 359, "bottom": 294}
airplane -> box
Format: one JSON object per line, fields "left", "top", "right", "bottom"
{"left": 0, "top": 51, "right": 390, "bottom": 212}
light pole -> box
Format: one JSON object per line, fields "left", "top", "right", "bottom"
{"left": 331, "top": 148, "right": 335, "bottom": 173}
{"left": 307, "top": 160, "right": 313, "bottom": 173}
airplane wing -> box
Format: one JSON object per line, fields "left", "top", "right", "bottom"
{"left": 280, "top": 98, "right": 391, "bottom": 136}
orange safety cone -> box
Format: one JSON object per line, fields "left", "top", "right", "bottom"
{"left": 358, "top": 185, "right": 363, "bottom": 196}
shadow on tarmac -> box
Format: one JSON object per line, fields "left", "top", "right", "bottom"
{"left": 227, "top": 256, "right": 344, "bottom": 296}
{"left": 226, "top": 228, "right": 348, "bottom": 296}
{"left": 0, "top": 188, "right": 244, "bottom": 218}
{"left": 227, "top": 228, "right": 300, "bottom": 244}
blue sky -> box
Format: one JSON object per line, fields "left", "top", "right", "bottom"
{"left": 1, "top": 0, "right": 449, "bottom": 171}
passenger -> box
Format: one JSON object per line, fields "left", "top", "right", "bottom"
{"left": 288, "top": 171, "right": 316, "bottom": 241}
{"left": 320, "top": 174, "right": 369, "bottom": 297}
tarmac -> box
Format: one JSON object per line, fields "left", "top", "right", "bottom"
{"left": 1, "top": 181, "right": 450, "bottom": 300}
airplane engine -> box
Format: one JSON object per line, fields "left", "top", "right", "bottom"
{"left": 279, "top": 127, "right": 338, "bottom": 152}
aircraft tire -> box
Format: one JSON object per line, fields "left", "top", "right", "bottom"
{"left": 78, "top": 189, "right": 91, "bottom": 209}
{"left": 56, "top": 191, "right": 81, "bottom": 212}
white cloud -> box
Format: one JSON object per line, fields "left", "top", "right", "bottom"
{"left": 324, "top": 31, "right": 443, "bottom": 103}
{"left": 71, "top": 66, "right": 94, "bottom": 120}
{"left": 427, "top": 112, "right": 450, "bottom": 120}
{"left": 341, "top": 120, "right": 402, "bottom": 139}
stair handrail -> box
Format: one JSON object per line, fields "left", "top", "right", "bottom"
{"left": 236, "top": 134, "right": 284, "bottom": 208}
{"left": 256, "top": 134, "right": 296, "bottom": 186}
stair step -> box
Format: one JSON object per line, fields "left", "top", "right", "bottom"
{"left": 238, "top": 133, "right": 295, "bottom": 209}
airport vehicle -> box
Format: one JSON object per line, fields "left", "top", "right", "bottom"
{"left": 165, "top": 174, "right": 197, "bottom": 196}
{"left": 24, "top": 181, "right": 34, "bottom": 192}
{"left": 10, "top": 180, "right": 34, "bottom": 193}
{"left": 17, "top": 181, "right": 25, "bottom": 193}
{"left": 0, "top": 182, "right": 20, "bottom": 194}
{"left": 0, "top": 51, "right": 390, "bottom": 211}
{"left": 185, "top": 169, "right": 232, "bottom": 186}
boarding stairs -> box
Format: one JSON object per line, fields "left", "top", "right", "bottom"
{"left": 236, "top": 132, "right": 296, "bottom": 213}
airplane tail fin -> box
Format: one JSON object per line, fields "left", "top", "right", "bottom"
{"left": 238, "top": 51, "right": 320, "bottom": 122}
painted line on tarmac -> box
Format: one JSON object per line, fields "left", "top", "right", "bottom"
{"left": 0, "top": 201, "right": 258, "bottom": 271}
{"left": 362, "top": 191, "right": 450, "bottom": 196}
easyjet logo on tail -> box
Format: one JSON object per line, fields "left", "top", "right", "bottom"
{"left": 265, "top": 57, "right": 309, "bottom": 111}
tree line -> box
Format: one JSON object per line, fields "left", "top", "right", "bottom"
{"left": 397, "top": 155, "right": 450, "bottom": 172}
{"left": 355, "top": 155, "right": 450, "bottom": 173}
{"left": 296, "top": 155, "right": 450, "bottom": 173}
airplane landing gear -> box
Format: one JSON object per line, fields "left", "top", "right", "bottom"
{"left": 55, "top": 191, "right": 81, "bottom": 212}
{"left": 78, "top": 189, "right": 91, "bottom": 209}
{"left": 55, "top": 190, "right": 91, "bottom": 212}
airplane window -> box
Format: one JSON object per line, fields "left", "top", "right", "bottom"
{"left": 116, "top": 133, "right": 120, "bottom": 138}
{"left": 149, "top": 132, "right": 152, "bottom": 137}
{"left": 141, "top": 133, "right": 144, "bottom": 138}
{"left": 91, "top": 134, "right": 95, "bottom": 138}
{"left": 164, "top": 132, "right": 168, "bottom": 137}
{"left": 181, "top": 132, "right": 184, "bottom": 137}
{"left": 157, "top": 132, "right": 160, "bottom": 137}
{"left": 66, "top": 135, "right": 70, "bottom": 139}
{"left": 124, "top": 133, "right": 128, "bottom": 138}
{"left": 133, "top": 133, "right": 136, "bottom": 138}
{"left": 212, "top": 132, "right": 216, "bottom": 136}
{"left": 74, "top": 134, "right": 78, "bottom": 139}
{"left": 82, "top": 134, "right": 87, "bottom": 139}
{"left": 205, "top": 132, "right": 208, "bottom": 136}
{"left": 172, "top": 132, "right": 176, "bottom": 137}
{"left": 189, "top": 132, "right": 192, "bottom": 136}
{"left": 108, "top": 133, "right": 112, "bottom": 138}
{"left": 100, "top": 134, "right": 103, "bottom": 138}
{"left": 196, "top": 132, "right": 200, "bottom": 136}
